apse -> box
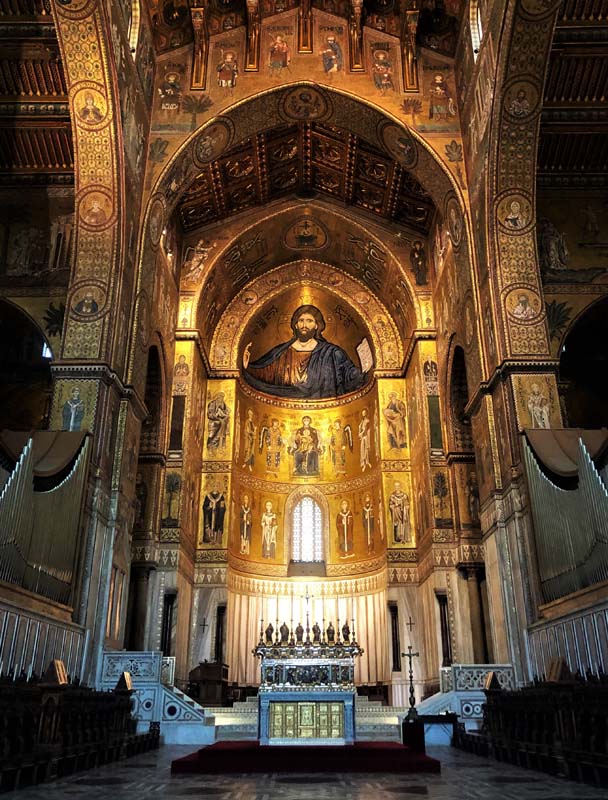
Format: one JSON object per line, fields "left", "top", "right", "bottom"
{"left": 218, "top": 283, "right": 392, "bottom": 685}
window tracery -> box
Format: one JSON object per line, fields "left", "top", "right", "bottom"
{"left": 291, "top": 496, "right": 324, "bottom": 563}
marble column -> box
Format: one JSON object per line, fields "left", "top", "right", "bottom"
{"left": 466, "top": 567, "right": 487, "bottom": 664}
{"left": 127, "top": 564, "right": 155, "bottom": 650}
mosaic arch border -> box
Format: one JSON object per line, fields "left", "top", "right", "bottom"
{"left": 208, "top": 259, "right": 404, "bottom": 374}
{"left": 51, "top": 0, "right": 124, "bottom": 365}
{"left": 186, "top": 198, "right": 424, "bottom": 340}
{"left": 129, "top": 83, "right": 475, "bottom": 387}
{"left": 148, "top": 82, "right": 466, "bottom": 217}
{"left": 487, "top": 0, "right": 562, "bottom": 361}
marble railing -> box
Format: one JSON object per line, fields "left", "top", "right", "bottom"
{"left": 413, "top": 663, "right": 517, "bottom": 730}
{"left": 440, "top": 663, "right": 515, "bottom": 693}
{"left": 99, "top": 651, "right": 207, "bottom": 730}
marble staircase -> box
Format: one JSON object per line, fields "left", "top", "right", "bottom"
{"left": 206, "top": 696, "right": 258, "bottom": 740}
{"left": 101, "top": 652, "right": 516, "bottom": 745}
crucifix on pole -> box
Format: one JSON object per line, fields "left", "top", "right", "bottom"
{"left": 301, "top": 584, "right": 314, "bottom": 643}
{"left": 401, "top": 644, "right": 420, "bottom": 719}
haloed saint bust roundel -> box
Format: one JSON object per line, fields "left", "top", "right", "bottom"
{"left": 242, "top": 304, "right": 373, "bottom": 400}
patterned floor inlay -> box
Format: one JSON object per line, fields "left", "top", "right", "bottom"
{"left": 3, "top": 745, "right": 607, "bottom": 800}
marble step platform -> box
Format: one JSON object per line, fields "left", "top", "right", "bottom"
{"left": 201, "top": 695, "right": 407, "bottom": 742}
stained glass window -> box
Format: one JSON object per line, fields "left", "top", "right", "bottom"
{"left": 470, "top": 2, "right": 484, "bottom": 60}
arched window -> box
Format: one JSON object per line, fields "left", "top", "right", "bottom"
{"left": 291, "top": 496, "right": 324, "bottom": 562}
{"left": 0, "top": 299, "right": 53, "bottom": 430}
{"left": 450, "top": 344, "right": 473, "bottom": 452}
{"left": 129, "top": 0, "right": 141, "bottom": 55}
{"left": 470, "top": 1, "right": 483, "bottom": 60}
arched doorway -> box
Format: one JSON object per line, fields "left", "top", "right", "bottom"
{"left": 559, "top": 297, "right": 608, "bottom": 429}
{"left": 0, "top": 300, "right": 53, "bottom": 430}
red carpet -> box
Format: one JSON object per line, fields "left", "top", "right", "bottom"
{"left": 171, "top": 741, "right": 441, "bottom": 774}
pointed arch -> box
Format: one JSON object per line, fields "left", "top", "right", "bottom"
{"left": 284, "top": 485, "right": 330, "bottom": 571}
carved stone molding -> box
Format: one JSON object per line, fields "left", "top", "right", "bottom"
{"left": 227, "top": 566, "right": 388, "bottom": 597}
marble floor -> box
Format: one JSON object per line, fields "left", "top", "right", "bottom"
{"left": 4, "top": 745, "right": 606, "bottom": 800}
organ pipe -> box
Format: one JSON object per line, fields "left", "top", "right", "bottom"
{"left": 523, "top": 436, "right": 608, "bottom": 603}
{"left": 0, "top": 436, "right": 90, "bottom": 606}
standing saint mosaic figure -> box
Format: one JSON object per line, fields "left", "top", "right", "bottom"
{"left": 261, "top": 500, "right": 278, "bottom": 559}
{"left": 389, "top": 481, "right": 411, "bottom": 544}
{"left": 337, "top": 499, "right": 354, "bottom": 557}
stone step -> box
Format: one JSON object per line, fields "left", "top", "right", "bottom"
{"left": 214, "top": 706, "right": 258, "bottom": 717}
{"left": 215, "top": 724, "right": 258, "bottom": 741}
{"left": 171, "top": 688, "right": 205, "bottom": 712}
{"left": 357, "top": 729, "right": 402, "bottom": 742}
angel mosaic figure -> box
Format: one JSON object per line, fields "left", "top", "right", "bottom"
{"left": 242, "top": 408, "right": 257, "bottom": 471}
{"left": 328, "top": 419, "right": 352, "bottom": 476}
{"left": 358, "top": 408, "right": 372, "bottom": 471}
{"left": 259, "top": 418, "right": 284, "bottom": 472}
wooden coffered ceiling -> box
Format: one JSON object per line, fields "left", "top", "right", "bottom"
{"left": 538, "top": 0, "right": 608, "bottom": 184}
{"left": 177, "top": 121, "right": 435, "bottom": 235}
{"left": 0, "top": 0, "right": 73, "bottom": 186}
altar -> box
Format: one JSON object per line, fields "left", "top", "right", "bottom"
{"left": 253, "top": 618, "right": 363, "bottom": 745}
